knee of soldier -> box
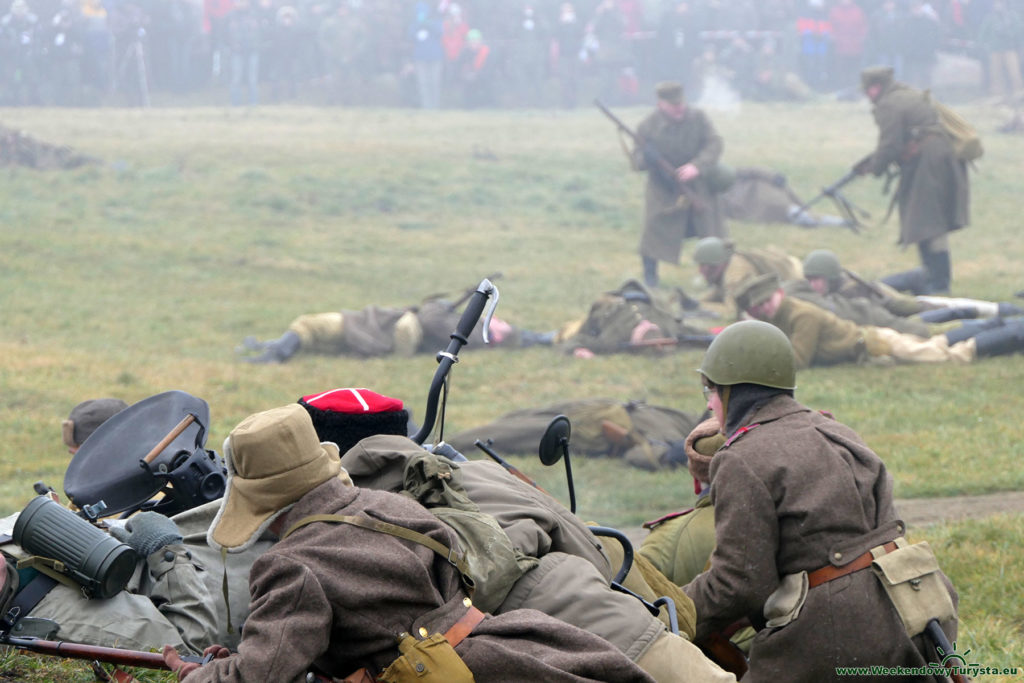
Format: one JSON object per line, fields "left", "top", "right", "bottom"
{"left": 637, "top": 631, "right": 738, "bottom": 682}
{"left": 497, "top": 552, "right": 663, "bottom": 660}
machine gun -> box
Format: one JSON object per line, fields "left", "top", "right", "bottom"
{"left": 791, "top": 159, "right": 873, "bottom": 233}
{"left": 595, "top": 99, "right": 706, "bottom": 211}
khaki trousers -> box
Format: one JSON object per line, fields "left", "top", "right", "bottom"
{"left": 288, "top": 311, "right": 346, "bottom": 354}
{"left": 872, "top": 326, "right": 976, "bottom": 364}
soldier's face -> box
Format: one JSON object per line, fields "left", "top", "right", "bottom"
{"left": 657, "top": 99, "right": 687, "bottom": 120}
{"left": 808, "top": 276, "right": 829, "bottom": 296}
{"left": 699, "top": 263, "right": 724, "bottom": 285}
{"left": 706, "top": 385, "right": 725, "bottom": 430}
{"left": 746, "top": 290, "right": 782, "bottom": 320}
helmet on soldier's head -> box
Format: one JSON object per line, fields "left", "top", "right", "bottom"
{"left": 802, "top": 249, "right": 842, "bottom": 284}
{"left": 693, "top": 237, "right": 732, "bottom": 266}
{"left": 698, "top": 320, "right": 796, "bottom": 390}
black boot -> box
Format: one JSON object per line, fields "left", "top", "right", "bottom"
{"left": 973, "top": 320, "right": 1024, "bottom": 358}
{"left": 244, "top": 331, "right": 302, "bottom": 364}
{"left": 945, "top": 317, "right": 1006, "bottom": 346}
{"left": 922, "top": 250, "right": 952, "bottom": 295}
{"left": 642, "top": 256, "right": 659, "bottom": 288}
{"left": 919, "top": 306, "right": 980, "bottom": 323}
{"left": 880, "top": 267, "right": 931, "bottom": 295}
{"left": 998, "top": 302, "right": 1024, "bottom": 317}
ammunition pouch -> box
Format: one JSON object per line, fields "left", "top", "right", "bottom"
{"left": 871, "top": 538, "right": 956, "bottom": 638}
{"left": 378, "top": 632, "right": 475, "bottom": 683}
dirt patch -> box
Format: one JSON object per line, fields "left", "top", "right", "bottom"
{"left": 893, "top": 491, "right": 1024, "bottom": 528}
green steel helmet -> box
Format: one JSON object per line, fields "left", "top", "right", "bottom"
{"left": 698, "top": 320, "right": 797, "bottom": 390}
{"left": 693, "top": 237, "right": 732, "bottom": 266}
{"left": 802, "top": 249, "right": 842, "bottom": 282}
{"left": 704, "top": 163, "right": 736, "bottom": 194}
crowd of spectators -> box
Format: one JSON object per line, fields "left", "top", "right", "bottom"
{"left": 0, "top": 0, "right": 1021, "bottom": 108}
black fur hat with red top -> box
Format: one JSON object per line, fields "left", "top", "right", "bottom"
{"left": 298, "top": 388, "right": 410, "bottom": 454}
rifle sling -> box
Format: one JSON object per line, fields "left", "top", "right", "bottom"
{"left": 2, "top": 573, "right": 57, "bottom": 634}
{"left": 282, "top": 514, "right": 473, "bottom": 586}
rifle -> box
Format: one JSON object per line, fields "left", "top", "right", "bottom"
{"left": 792, "top": 159, "right": 873, "bottom": 233}
{"left": 472, "top": 439, "right": 548, "bottom": 494}
{"left": 3, "top": 635, "right": 210, "bottom": 670}
{"left": 594, "top": 99, "right": 705, "bottom": 211}
{"left": 841, "top": 267, "right": 889, "bottom": 303}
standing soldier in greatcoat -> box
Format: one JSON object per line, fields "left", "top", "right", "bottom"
{"left": 633, "top": 81, "right": 728, "bottom": 288}
{"left": 857, "top": 65, "right": 970, "bottom": 295}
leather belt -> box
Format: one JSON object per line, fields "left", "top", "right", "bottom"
{"left": 808, "top": 541, "right": 898, "bottom": 588}
{"left": 444, "top": 606, "right": 485, "bottom": 648}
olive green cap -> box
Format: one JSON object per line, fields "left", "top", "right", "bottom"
{"left": 698, "top": 320, "right": 796, "bottom": 390}
{"left": 860, "top": 65, "right": 894, "bottom": 91}
{"left": 802, "top": 249, "right": 842, "bottom": 282}
{"left": 733, "top": 272, "right": 780, "bottom": 312}
{"left": 693, "top": 237, "right": 732, "bottom": 266}
{"left": 655, "top": 81, "right": 684, "bottom": 104}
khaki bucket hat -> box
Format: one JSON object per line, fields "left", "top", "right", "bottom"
{"left": 208, "top": 403, "right": 343, "bottom": 552}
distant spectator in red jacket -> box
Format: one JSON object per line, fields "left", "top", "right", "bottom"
{"left": 829, "top": 0, "right": 868, "bottom": 90}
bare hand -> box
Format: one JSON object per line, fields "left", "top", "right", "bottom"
{"left": 163, "top": 645, "right": 200, "bottom": 681}
{"left": 676, "top": 163, "right": 700, "bottom": 182}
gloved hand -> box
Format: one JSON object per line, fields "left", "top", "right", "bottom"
{"left": 110, "top": 511, "right": 183, "bottom": 557}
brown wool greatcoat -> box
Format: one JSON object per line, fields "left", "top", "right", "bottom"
{"left": 635, "top": 108, "right": 727, "bottom": 264}
{"left": 187, "top": 478, "right": 653, "bottom": 683}
{"left": 340, "top": 436, "right": 671, "bottom": 657}
{"left": 684, "top": 395, "right": 957, "bottom": 682}
{"left": 868, "top": 82, "right": 969, "bottom": 245}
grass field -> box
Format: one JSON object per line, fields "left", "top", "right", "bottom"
{"left": 0, "top": 99, "right": 1022, "bottom": 680}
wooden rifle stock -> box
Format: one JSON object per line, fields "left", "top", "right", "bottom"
{"left": 696, "top": 631, "right": 748, "bottom": 679}
{"left": 5, "top": 635, "right": 174, "bottom": 670}
{"left": 841, "top": 267, "right": 888, "bottom": 303}
{"left": 473, "top": 439, "right": 548, "bottom": 494}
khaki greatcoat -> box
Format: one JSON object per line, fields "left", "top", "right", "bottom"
{"left": 684, "top": 395, "right": 958, "bottom": 682}
{"left": 868, "top": 82, "right": 969, "bottom": 245}
{"left": 635, "top": 108, "right": 727, "bottom": 264}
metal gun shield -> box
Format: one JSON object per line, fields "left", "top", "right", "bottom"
{"left": 63, "top": 391, "right": 211, "bottom": 517}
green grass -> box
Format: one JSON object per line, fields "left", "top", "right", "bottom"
{"left": 0, "top": 101, "right": 1022, "bottom": 680}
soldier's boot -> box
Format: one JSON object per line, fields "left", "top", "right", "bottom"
{"left": 972, "top": 320, "right": 1024, "bottom": 358}
{"left": 998, "top": 302, "right": 1024, "bottom": 317}
{"left": 519, "top": 329, "right": 557, "bottom": 347}
{"left": 239, "top": 335, "right": 269, "bottom": 352}
{"left": 880, "top": 267, "right": 931, "bottom": 295}
{"left": 642, "top": 256, "right": 659, "bottom": 288}
{"left": 944, "top": 317, "right": 1007, "bottom": 346}
{"left": 922, "top": 250, "right": 952, "bottom": 295}
{"left": 243, "top": 330, "right": 302, "bottom": 364}
{"left": 919, "top": 306, "right": 981, "bottom": 323}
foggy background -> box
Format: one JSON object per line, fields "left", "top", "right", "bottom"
{"left": 0, "top": 0, "right": 1014, "bottom": 109}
